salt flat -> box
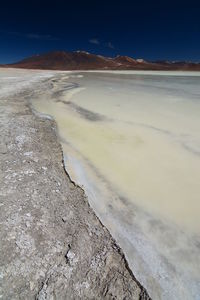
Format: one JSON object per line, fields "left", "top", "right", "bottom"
{"left": 1, "top": 68, "right": 200, "bottom": 299}
{"left": 0, "top": 68, "right": 57, "bottom": 97}
{"left": 31, "top": 70, "right": 200, "bottom": 300}
{"left": 0, "top": 68, "right": 149, "bottom": 299}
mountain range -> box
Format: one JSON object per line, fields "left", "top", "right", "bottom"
{"left": 4, "top": 51, "right": 200, "bottom": 71}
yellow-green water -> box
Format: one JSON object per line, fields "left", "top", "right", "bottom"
{"left": 31, "top": 71, "right": 200, "bottom": 300}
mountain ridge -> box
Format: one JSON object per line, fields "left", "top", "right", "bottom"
{"left": 4, "top": 50, "right": 200, "bottom": 71}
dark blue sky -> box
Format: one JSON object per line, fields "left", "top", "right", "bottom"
{"left": 0, "top": 0, "right": 200, "bottom": 63}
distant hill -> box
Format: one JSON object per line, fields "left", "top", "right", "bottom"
{"left": 5, "top": 51, "right": 200, "bottom": 71}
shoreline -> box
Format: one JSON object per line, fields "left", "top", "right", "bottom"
{"left": 0, "top": 75, "right": 150, "bottom": 298}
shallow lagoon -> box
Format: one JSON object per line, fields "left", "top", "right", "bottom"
{"left": 32, "top": 71, "right": 200, "bottom": 300}
{"left": 2, "top": 69, "right": 200, "bottom": 299}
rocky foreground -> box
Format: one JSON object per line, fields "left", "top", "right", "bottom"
{"left": 0, "top": 83, "right": 150, "bottom": 298}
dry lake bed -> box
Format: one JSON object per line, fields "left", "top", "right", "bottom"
{"left": 1, "top": 68, "right": 200, "bottom": 299}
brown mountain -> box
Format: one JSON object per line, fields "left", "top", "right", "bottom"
{"left": 8, "top": 51, "right": 116, "bottom": 70}
{"left": 113, "top": 55, "right": 137, "bottom": 65}
{"left": 6, "top": 51, "right": 200, "bottom": 71}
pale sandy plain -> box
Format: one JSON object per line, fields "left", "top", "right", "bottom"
{"left": 1, "top": 68, "right": 200, "bottom": 299}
